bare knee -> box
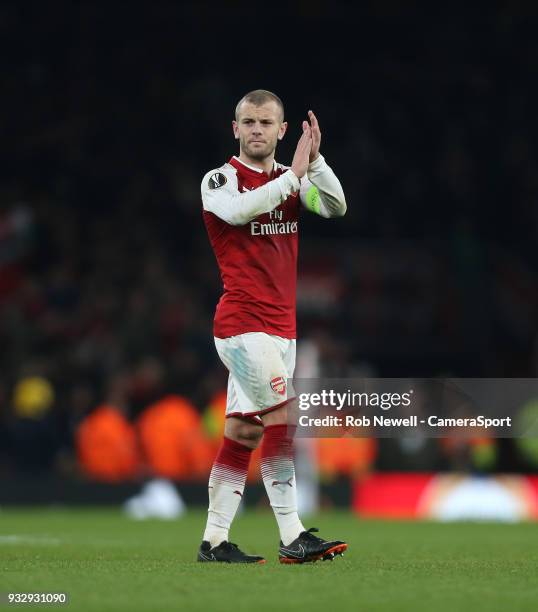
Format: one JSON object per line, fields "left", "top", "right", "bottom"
{"left": 224, "top": 417, "right": 264, "bottom": 449}
{"left": 261, "top": 399, "right": 297, "bottom": 427}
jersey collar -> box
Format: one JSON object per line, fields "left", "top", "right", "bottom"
{"left": 230, "top": 156, "right": 278, "bottom": 177}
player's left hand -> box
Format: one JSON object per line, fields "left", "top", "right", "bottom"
{"left": 308, "top": 110, "right": 321, "bottom": 163}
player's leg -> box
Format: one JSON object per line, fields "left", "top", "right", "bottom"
{"left": 259, "top": 401, "right": 304, "bottom": 546}
{"left": 198, "top": 336, "right": 266, "bottom": 563}
{"left": 256, "top": 337, "right": 304, "bottom": 547}
{"left": 198, "top": 413, "right": 265, "bottom": 563}
{"left": 260, "top": 338, "right": 348, "bottom": 563}
{"left": 262, "top": 401, "right": 347, "bottom": 563}
{"left": 202, "top": 415, "right": 262, "bottom": 547}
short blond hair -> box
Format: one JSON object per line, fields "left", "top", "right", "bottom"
{"left": 235, "top": 89, "right": 285, "bottom": 121}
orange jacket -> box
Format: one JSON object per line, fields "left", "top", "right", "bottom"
{"left": 76, "top": 405, "right": 140, "bottom": 482}
{"left": 317, "top": 437, "right": 377, "bottom": 479}
{"left": 137, "top": 395, "right": 213, "bottom": 479}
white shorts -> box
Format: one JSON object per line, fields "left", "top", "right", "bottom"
{"left": 214, "top": 332, "right": 296, "bottom": 422}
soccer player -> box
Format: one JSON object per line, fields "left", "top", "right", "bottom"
{"left": 198, "top": 90, "right": 348, "bottom": 564}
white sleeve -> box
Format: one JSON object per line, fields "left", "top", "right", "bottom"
{"left": 299, "top": 155, "right": 347, "bottom": 219}
{"left": 201, "top": 166, "right": 301, "bottom": 226}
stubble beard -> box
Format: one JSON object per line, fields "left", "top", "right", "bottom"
{"left": 241, "top": 137, "right": 277, "bottom": 161}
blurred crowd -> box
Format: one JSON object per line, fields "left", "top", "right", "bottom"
{"left": 0, "top": 3, "right": 537, "bottom": 478}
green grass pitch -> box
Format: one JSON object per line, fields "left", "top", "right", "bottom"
{"left": 1, "top": 508, "right": 537, "bottom": 611}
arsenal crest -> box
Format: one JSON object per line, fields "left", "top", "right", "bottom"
{"left": 270, "top": 376, "right": 286, "bottom": 396}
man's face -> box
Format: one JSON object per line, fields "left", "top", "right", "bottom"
{"left": 232, "top": 101, "right": 287, "bottom": 160}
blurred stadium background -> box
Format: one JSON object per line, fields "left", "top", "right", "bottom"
{"left": 1, "top": 1, "right": 537, "bottom": 523}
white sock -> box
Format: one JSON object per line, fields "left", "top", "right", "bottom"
{"left": 202, "top": 437, "right": 251, "bottom": 547}
{"left": 203, "top": 483, "right": 244, "bottom": 547}
{"left": 261, "top": 425, "right": 305, "bottom": 546}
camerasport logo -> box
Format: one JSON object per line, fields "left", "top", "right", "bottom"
{"left": 270, "top": 377, "right": 286, "bottom": 396}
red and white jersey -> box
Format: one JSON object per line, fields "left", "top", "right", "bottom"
{"left": 201, "top": 155, "right": 346, "bottom": 339}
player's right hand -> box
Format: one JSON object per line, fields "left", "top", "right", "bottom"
{"left": 291, "top": 121, "right": 312, "bottom": 179}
